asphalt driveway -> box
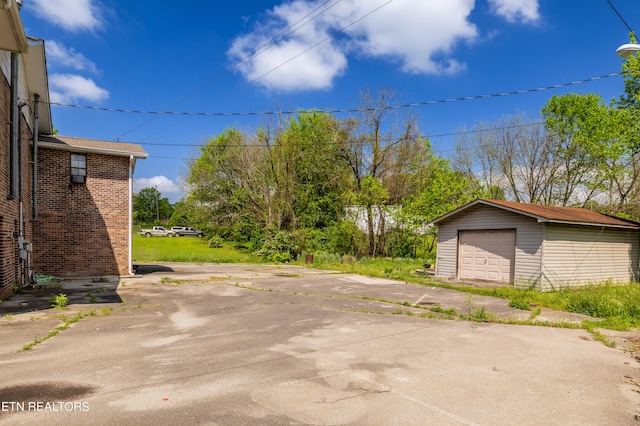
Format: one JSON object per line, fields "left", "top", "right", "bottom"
{"left": 0, "top": 262, "right": 639, "bottom": 425}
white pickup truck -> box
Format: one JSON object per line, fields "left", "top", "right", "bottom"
{"left": 139, "top": 226, "right": 175, "bottom": 237}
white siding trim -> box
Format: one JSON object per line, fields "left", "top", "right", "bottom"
{"left": 1, "top": 51, "right": 33, "bottom": 131}
{"left": 1, "top": 50, "right": 9, "bottom": 82}
{"left": 541, "top": 224, "right": 639, "bottom": 290}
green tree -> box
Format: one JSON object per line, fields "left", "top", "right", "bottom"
{"left": 609, "top": 35, "right": 640, "bottom": 218}
{"left": 409, "top": 157, "right": 478, "bottom": 221}
{"left": 542, "top": 93, "right": 617, "bottom": 206}
{"left": 188, "top": 128, "right": 269, "bottom": 238}
{"left": 339, "top": 87, "right": 427, "bottom": 256}
{"left": 282, "top": 111, "right": 348, "bottom": 230}
{"left": 133, "top": 187, "right": 173, "bottom": 225}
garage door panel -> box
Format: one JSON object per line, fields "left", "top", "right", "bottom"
{"left": 487, "top": 271, "right": 500, "bottom": 281}
{"left": 458, "top": 230, "right": 515, "bottom": 283}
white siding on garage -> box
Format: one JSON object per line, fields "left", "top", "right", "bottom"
{"left": 541, "top": 224, "right": 640, "bottom": 290}
{"left": 435, "top": 204, "right": 543, "bottom": 288}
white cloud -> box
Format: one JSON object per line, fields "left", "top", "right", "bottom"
{"left": 227, "top": 2, "right": 349, "bottom": 92}
{"left": 27, "top": 0, "right": 103, "bottom": 32}
{"left": 228, "top": 0, "right": 542, "bottom": 92}
{"left": 488, "top": 0, "right": 540, "bottom": 24}
{"left": 49, "top": 74, "right": 109, "bottom": 104}
{"left": 227, "top": 0, "right": 479, "bottom": 92}
{"left": 336, "top": 0, "right": 477, "bottom": 75}
{"left": 46, "top": 40, "right": 98, "bottom": 73}
{"left": 134, "top": 176, "right": 184, "bottom": 203}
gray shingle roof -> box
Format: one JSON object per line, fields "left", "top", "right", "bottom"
{"left": 38, "top": 135, "right": 148, "bottom": 158}
{"left": 432, "top": 199, "right": 640, "bottom": 229}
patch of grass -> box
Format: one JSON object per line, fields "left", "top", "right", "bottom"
{"left": 430, "top": 306, "right": 458, "bottom": 317}
{"left": 21, "top": 310, "right": 97, "bottom": 351}
{"left": 583, "top": 321, "right": 617, "bottom": 348}
{"left": 508, "top": 300, "right": 531, "bottom": 311}
{"left": 133, "top": 234, "right": 263, "bottom": 263}
{"left": 48, "top": 293, "right": 68, "bottom": 310}
{"left": 87, "top": 293, "right": 97, "bottom": 304}
{"left": 301, "top": 255, "right": 426, "bottom": 280}
{"left": 470, "top": 306, "right": 493, "bottom": 322}
{"left": 529, "top": 307, "right": 542, "bottom": 320}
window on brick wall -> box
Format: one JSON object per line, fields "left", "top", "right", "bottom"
{"left": 71, "top": 153, "right": 87, "bottom": 184}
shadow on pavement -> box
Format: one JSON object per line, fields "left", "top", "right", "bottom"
{"left": 0, "top": 279, "right": 123, "bottom": 316}
{"left": 133, "top": 264, "right": 175, "bottom": 275}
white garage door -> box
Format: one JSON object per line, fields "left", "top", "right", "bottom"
{"left": 458, "top": 230, "right": 515, "bottom": 282}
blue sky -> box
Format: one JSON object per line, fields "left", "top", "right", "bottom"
{"left": 19, "top": 0, "right": 640, "bottom": 202}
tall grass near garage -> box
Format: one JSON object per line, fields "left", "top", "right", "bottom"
{"left": 132, "top": 234, "right": 262, "bottom": 263}
{"left": 300, "top": 254, "right": 427, "bottom": 280}
{"left": 413, "top": 281, "right": 640, "bottom": 330}
{"left": 298, "top": 256, "right": 640, "bottom": 330}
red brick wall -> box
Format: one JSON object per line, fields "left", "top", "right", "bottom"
{"left": 0, "top": 72, "right": 34, "bottom": 300}
{"left": 33, "top": 148, "right": 131, "bottom": 278}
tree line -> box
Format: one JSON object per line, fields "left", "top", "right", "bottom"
{"left": 135, "top": 49, "right": 640, "bottom": 260}
{"left": 181, "top": 87, "right": 475, "bottom": 260}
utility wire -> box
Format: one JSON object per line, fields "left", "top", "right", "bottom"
{"left": 47, "top": 72, "right": 619, "bottom": 117}
{"left": 605, "top": 0, "right": 637, "bottom": 40}
{"left": 116, "top": 0, "right": 344, "bottom": 140}
{"left": 241, "top": 0, "right": 394, "bottom": 89}
{"left": 130, "top": 0, "right": 395, "bottom": 143}
{"left": 121, "top": 121, "right": 545, "bottom": 150}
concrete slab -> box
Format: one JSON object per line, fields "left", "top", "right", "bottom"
{"left": 0, "top": 262, "right": 638, "bottom": 425}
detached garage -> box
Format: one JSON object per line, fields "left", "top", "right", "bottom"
{"left": 431, "top": 199, "right": 640, "bottom": 291}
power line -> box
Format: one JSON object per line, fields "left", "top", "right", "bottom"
{"left": 130, "top": 0, "right": 395, "bottom": 143}
{"left": 605, "top": 0, "right": 637, "bottom": 40}
{"left": 116, "top": 0, "right": 345, "bottom": 140}
{"left": 131, "top": 120, "right": 546, "bottom": 151}
{"left": 47, "top": 72, "right": 619, "bottom": 117}
{"left": 243, "top": 0, "right": 395, "bottom": 89}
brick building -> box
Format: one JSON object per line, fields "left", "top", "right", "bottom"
{"left": 33, "top": 136, "right": 147, "bottom": 279}
{"left": 0, "top": 3, "right": 147, "bottom": 300}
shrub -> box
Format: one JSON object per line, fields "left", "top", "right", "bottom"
{"left": 508, "top": 300, "right": 531, "bottom": 311}
{"left": 254, "top": 231, "right": 299, "bottom": 263}
{"left": 208, "top": 235, "right": 224, "bottom": 248}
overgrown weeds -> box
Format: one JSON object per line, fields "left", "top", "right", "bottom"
{"left": 21, "top": 310, "right": 94, "bottom": 351}
{"left": 48, "top": 293, "right": 68, "bottom": 310}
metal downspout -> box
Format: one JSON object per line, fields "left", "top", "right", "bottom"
{"left": 17, "top": 97, "right": 23, "bottom": 285}
{"left": 31, "top": 94, "right": 39, "bottom": 221}
{"left": 8, "top": 52, "right": 18, "bottom": 200}
{"left": 128, "top": 155, "right": 134, "bottom": 275}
